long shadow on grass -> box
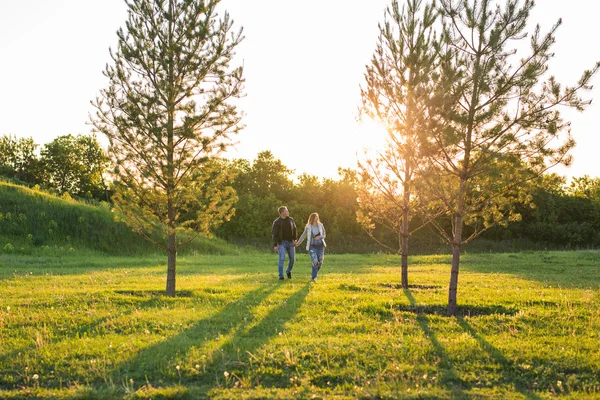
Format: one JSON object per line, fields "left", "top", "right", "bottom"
{"left": 194, "top": 282, "right": 311, "bottom": 389}
{"left": 108, "top": 282, "right": 300, "bottom": 387}
{"left": 403, "top": 289, "right": 469, "bottom": 398}
{"left": 392, "top": 303, "right": 518, "bottom": 317}
{"left": 456, "top": 317, "right": 542, "bottom": 399}
{"left": 0, "top": 284, "right": 278, "bottom": 390}
{"left": 368, "top": 297, "right": 518, "bottom": 319}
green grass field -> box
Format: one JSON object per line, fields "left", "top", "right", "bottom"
{"left": 1, "top": 250, "right": 600, "bottom": 399}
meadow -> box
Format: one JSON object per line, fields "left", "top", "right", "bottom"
{"left": 1, "top": 250, "right": 599, "bottom": 399}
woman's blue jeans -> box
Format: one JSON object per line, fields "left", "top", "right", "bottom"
{"left": 309, "top": 247, "right": 325, "bottom": 279}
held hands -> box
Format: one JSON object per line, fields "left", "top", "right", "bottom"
{"left": 275, "top": 242, "right": 300, "bottom": 250}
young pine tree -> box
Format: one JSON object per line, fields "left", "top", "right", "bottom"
{"left": 423, "top": 0, "right": 599, "bottom": 315}
{"left": 92, "top": 0, "right": 244, "bottom": 296}
{"left": 358, "top": 0, "right": 438, "bottom": 288}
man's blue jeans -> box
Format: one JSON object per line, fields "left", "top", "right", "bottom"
{"left": 278, "top": 240, "right": 295, "bottom": 278}
{"left": 309, "top": 247, "right": 325, "bottom": 280}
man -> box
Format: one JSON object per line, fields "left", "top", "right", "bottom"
{"left": 272, "top": 206, "right": 297, "bottom": 280}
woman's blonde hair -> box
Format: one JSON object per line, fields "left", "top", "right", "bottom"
{"left": 307, "top": 213, "right": 320, "bottom": 225}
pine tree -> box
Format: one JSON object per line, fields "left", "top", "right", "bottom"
{"left": 424, "top": 0, "right": 599, "bottom": 315}
{"left": 358, "top": 0, "right": 438, "bottom": 288}
{"left": 92, "top": 0, "right": 244, "bottom": 296}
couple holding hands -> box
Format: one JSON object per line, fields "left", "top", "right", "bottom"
{"left": 272, "top": 206, "right": 326, "bottom": 282}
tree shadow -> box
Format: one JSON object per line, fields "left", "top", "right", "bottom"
{"left": 338, "top": 283, "right": 377, "bottom": 293}
{"left": 393, "top": 303, "right": 518, "bottom": 317}
{"left": 456, "top": 317, "right": 542, "bottom": 399}
{"left": 195, "top": 282, "right": 311, "bottom": 388}
{"left": 338, "top": 283, "right": 443, "bottom": 294}
{"left": 108, "top": 283, "right": 281, "bottom": 383}
{"left": 108, "top": 281, "right": 310, "bottom": 391}
{"left": 380, "top": 283, "right": 443, "bottom": 290}
{"left": 403, "top": 289, "right": 470, "bottom": 397}
{"left": 364, "top": 299, "right": 518, "bottom": 320}
{"left": 113, "top": 289, "right": 195, "bottom": 297}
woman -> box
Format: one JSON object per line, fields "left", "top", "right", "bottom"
{"left": 295, "top": 213, "right": 327, "bottom": 282}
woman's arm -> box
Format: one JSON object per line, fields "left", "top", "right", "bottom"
{"left": 296, "top": 226, "right": 308, "bottom": 246}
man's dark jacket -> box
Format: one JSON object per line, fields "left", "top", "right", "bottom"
{"left": 272, "top": 217, "right": 297, "bottom": 247}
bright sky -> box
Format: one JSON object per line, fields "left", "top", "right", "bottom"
{"left": 0, "top": 1, "right": 598, "bottom": 180}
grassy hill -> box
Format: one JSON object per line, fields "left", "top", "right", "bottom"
{"left": 0, "top": 181, "right": 240, "bottom": 256}
{"left": 0, "top": 251, "right": 599, "bottom": 399}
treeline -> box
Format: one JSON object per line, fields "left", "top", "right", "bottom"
{"left": 2, "top": 134, "right": 600, "bottom": 252}
{"left": 485, "top": 174, "right": 600, "bottom": 249}
{"left": 219, "top": 152, "right": 600, "bottom": 252}
{"left": 0, "top": 134, "right": 108, "bottom": 201}
{"left": 215, "top": 152, "right": 367, "bottom": 253}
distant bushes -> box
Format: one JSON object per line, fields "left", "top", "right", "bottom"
{"left": 216, "top": 153, "right": 600, "bottom": 253}
{"left": 483, "top": 185, "right": 600, "bottom": 249}
{"left": 3, "top": 145, "right": 600, "bottom": 255}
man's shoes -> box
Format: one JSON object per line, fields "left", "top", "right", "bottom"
{"left": 279, "top": 277, "right": 284, "bottom": 280}
{"left": 312, "top": 278, "right": 317, "bottom": 282}
{"left": 286, "top": 272, "right": 292, "bottom": 279}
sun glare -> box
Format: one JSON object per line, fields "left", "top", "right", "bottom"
{"left": 352, "top": 118, "right": 388, "bottom": 160}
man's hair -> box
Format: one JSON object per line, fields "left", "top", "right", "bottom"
{"left": 278, "top": 206, "right": 288, "bottom": 215}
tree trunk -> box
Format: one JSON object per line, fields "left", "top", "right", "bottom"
{"left": 401, "top": 205, "right": 409, "bottom": 289}
{"left": 166, "top": 236, "right": 177, "bottom": 296}
{"left": 401, "top": 172, "right": 411, "bottom": 289}
{"left": 165, "top": 0, "right": 176, "bottom": 297}
{"left": 400, "top": 246, "right": 408, "bottom": 289}
{"left": 448, "top": 191, "right": 464, "bottom": 316}
{"left": 166, "top": 198, "right": 177, "bottom": 296}
{"left": 448, "top": 241, "right": 461, "bottom": 316}
{"left": 447, "top": 26, "right": 480, "bottom": 316}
